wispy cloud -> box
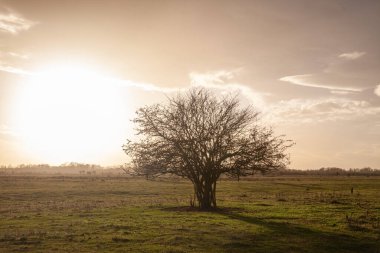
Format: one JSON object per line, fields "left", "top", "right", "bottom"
{"left": 189, "top": 70, "right": 238, "bottom": 85}
{"left": 0, "top": 64, "right": 33, "bottom": 75}
{"left": 330, "top": 90, "right": 355, "bottom": 95}
{"left": 0, "top": 63, "right": 266, "bottom": 111}
{"left": 338, "top": 51, "right": 366, "bottom": 60}
{"left": 0, "top": 125, "right": 18, "bottom": 138}
{"left": 0, "top": 60, "right": 175, "bottom": 93}
{"left": 109, "top": 78, "right": 178, "bottom": 93}
{"left": 265, "top": 98, "right": 380, "bottom": 124}
{"left": 0, "top": 50, "right": 31, "bottom": 74}
{"left": 375, "top": 85, "right": 380, "bottom": 97}
{"left": 0, "top": 12, "right": 36, "bottom": 34}
{"left": 110, "top": 69, "right": 267, "bottom": 111}
{"left": 279, "top": 74, "right": 362, "bottom": 92}
{"left": 8, "top": 52, "right": 29, "bottom": 59}
{"left": 189, "top": 69, "right": 267, "bottom": 110}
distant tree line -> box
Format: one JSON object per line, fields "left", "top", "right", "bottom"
{"left": 272, "top": 167, "right": 380, "bottom": 176}
{"left": 0, "top": 163, "right": 107, "bottom": 175}
{"left": 0, "top": 162, "right": 102, "bottom": 170}
{"left": 0, "top": 164, "right": 379, "bottom": 177}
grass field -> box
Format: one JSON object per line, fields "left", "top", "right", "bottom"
{"left": 0, "top": 176, "right": 379, "bottom": 252}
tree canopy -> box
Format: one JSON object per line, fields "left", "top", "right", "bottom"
{"left": 123, "top": 88, "right": 293, "bottom": 209}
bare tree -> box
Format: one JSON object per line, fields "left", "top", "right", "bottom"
{"left": 123, "top": 88, "right": 293, "bottom": 209}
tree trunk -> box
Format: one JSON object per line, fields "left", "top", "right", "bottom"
{"left": 192, "top": 179, "right": 217, "bottom": 210}
{"left": 211, "top": 181, "right": 217, "bottom": 208}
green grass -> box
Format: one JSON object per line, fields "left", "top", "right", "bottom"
{"left": 0, "top": 176, "right": 379, "bottom": 252}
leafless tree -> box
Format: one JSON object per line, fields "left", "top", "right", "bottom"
{"left": 123, "top": 88, "right": 293, "bottom": 209}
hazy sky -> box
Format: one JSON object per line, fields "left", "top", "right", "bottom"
{"left": 0, "top": 0, "right": 379, "bottom": 169}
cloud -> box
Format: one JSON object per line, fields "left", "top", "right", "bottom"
{"left": 0, "top": 64, "right": 33, "bottom": 75}
{"left": 375, "top": 85, "right": 380, "bottom": 97}
{"left": 0, "top": 63, "right": 266, "bottom": 111}
{"left": 280, "top": 49, "right": 378, "bottom": 95}
{"left": 189, "top": 69, "right": 267, "bottom": 110}
{"left": 279, "top": 74, "right": 362, "bottom": 92}
{"left": 0, "top": 59, "right": 175, "bottom": 93}
{"left": 110, "top": 78, "right": 178, "bottom": 93}
{"left": 8, "top": 52, "right": 29, "bottom": 59}
{"left": 0, "top": 50, "right": 30, "bottom": 74}
{"left": 189, "top": 70, "right": 237, "bottom": 85}
{"left": 330, "top": 90, "right": 355, "bottom": 95}
{"left": 0, "top": 12, "right": 36, "bottom": 34}
{"left": 112, "top": 69, "right": 268, "bottom": 111}
{"left": 0, "top": 125, "right": 18, "bottom": 139}
{"left": 339, "top": 51, "right": 366, "bottom": 60}
{"left": 265, "top": 98, "right": 380, "bottom": 124}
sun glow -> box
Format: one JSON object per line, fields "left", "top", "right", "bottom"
{"left": 11, "top": 63, "right": 128, "bottom": 165}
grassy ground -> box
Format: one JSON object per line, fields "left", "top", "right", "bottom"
{"left": 0, "top": 175, "right": 379, "bottom": 252}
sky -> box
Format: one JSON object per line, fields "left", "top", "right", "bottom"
{"left": 0, "top": 0, "right": 379, "bottom": 169}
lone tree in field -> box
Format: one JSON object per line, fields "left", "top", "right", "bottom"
{"left": 123, "top": 88, "right": 293, "bottom": 209}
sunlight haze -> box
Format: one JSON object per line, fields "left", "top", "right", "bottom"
{"left": 0, "top": 0, "right": 379, "bottom": 169}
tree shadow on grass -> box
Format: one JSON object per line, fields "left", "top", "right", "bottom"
{"left": 161, "top": 206, "right": 379, "bottom": 253}
{"left": 216, "top": 209, "right": 379, "bottom": 253}
{"left": 161, "top": 206, "right": 244, "bottom": 213}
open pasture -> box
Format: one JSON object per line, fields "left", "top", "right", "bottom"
{"left": 0, "top": 176, "right": 379, "bottom": 252}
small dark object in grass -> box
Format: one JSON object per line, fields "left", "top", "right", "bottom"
{"left": 19, "top": 237, "right": 27, "bottom": 242}
{"left": 255, "top": 203, "right": 272, "bottom": 206}
{"left": 112, "top": 237, "right": 130, "bottom": 243}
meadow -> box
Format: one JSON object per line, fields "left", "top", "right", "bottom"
{"left": 0, "top": 175, "right": 379, "bottom": 252}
